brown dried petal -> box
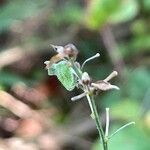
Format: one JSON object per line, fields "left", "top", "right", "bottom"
{"left": 51, "top": 44, "right": 78, "bottom": 59}
{"left": 44, "top": 53, "right": 64, "bottom": 69}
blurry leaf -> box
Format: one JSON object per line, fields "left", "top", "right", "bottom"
{"left": 130, "top": 35, "right": 150, "bottom": 51}
{"left": 131, "top": 20, "right": 148, "bottom": 35}
{"left": 99, "top": 90, "right": 121, "bottom": 107}
{"left": 50, "top": 3, "right": 82, "bottom": 25}
{"left": 0, "top": 0, "right": 50, "bottom": 31}
{"left": 118, "top": 37, "right": 150, "bottom": 59}
{"left": 111, "top": 99, "right": 140, "bottom": 120}
{"left": 0, "top": 71, "right": 28, "bottom": 87}
{"left": 48, "top": 60, "right": 76, "bottom": 91}
{"left": 85, "top": 0, "right": 138, "bottom": 30}
{"left": 85, "top": 0, "right": 120, "bottom": 30}
{"left": 143, "top": 0, "right": 150, "bottom": 12}
{"left": 93, "top": 123, "right": 150, "bottom": 150}
{"left": 144, "top": 111, "right": 150, "bottom": 132}
{"left": 110, "top": 0, "right": 139, "bottom": 24}
{"left": 108, "top": 124, "right": 150, "bottom": 150}
{"left": 127, "top": 68, "right": 150, "bottom": 101}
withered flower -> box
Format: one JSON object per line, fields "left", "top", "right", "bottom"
{"left": 44, "top": 44, "right": 78, "bottom": 69}
{"left": 91, "top": 80, "right": 119, "bottom": 91}
{"left": 64, "top": 43, "right": 78, "bottom": 59}
{"left": 71, "top": 71, "right": 119, "bottom": 101}
{"left": 91, "top": 71, "right": 119, "bottom": 91}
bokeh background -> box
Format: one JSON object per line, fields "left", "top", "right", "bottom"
{"left": 0, "top": 0, "right": 150, "bottom": 150}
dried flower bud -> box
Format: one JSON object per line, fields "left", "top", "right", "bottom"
{"left": 50, "top": 44, "right": 78, "bottom": 60}
{"left": 82, "top": 72, "right": 91, "bottom": 85}
{"left": 64, "top": 44, "right": 78, "bottom": 59}
{"left": 91, "top": 81, "right": 119, "bottom": 91}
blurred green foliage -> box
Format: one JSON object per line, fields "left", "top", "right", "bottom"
{"left": 85, "top": 0, "right": 139, "bottom": 30}
{"left": 0, "top": 0, "right": 50, "bottom": 31}
{"left": 50, "top": 2, "right": 82, "bottom": 26}
{"left": 93, "top": 124, "right": 150, "bottom": 150}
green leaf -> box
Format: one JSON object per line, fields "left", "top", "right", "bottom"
{"left": 85, "top": 0, "right": 120, "bottom": 30}
{"left": 48, "top": 60, "right": 76, "bottom": 91}
{"left": 110, "top": 0, "right": 139, "bottom": 24}
{"left": 85, "top": 0, "right": 139, "bottom": 30}
{"left": 0, "top": 71, "right": 29, "bottom": 86}
{"left": 125, "top": 68, "right": 150, "bottom": 101}
{"left": 111, "top": 99, "right": 140, "bottom": 120}
{"left": 50, "top": 2, "right": 82, "bottom": 25}
{"left": 143, "top": 0, "right": 150, "bottom": 12}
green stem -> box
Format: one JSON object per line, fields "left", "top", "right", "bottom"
{"left": 86, "top": 92, "right": 108, "bottom": 150}
{"left": 109, "top": 121, "right": 135, "bottom": 139}
{"left": 70, "top": 59, "right": 108, "bottom": 150}
{"left": 70, "top": 59, "right": 82, "bottom": 78}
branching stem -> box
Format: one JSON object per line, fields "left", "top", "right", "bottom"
{"left": 86, "top": 92, "right": 108, "bottom": 150}
{"left": 109, "top": 122, "right": 135, "bottom": 139}
{"left": 70, "top": 59, "right": 108, "bottom": 150}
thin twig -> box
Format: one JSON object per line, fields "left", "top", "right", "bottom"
{"left": 109, "top": 122, "right": 135, "bottom": 139}
{"left": 81, "top": 53, "right": 100, "bottom": 69}
{"left": 105, "top": 108, "right": 110, "bottom": 137}
{"left": 88, "top": 93, "right": 108, "bottom": 150}
{"left": 71, "top": 92, "right": 87, "bottom": 101}
{"left": 104, "top": 71, "right": 118, "bottom": 82}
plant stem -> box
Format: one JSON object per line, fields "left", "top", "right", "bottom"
{"left": 70, "top": 59, "right": 108, "bottom": 150}
{"left": 86, "top": 92, "right": 108, "bottom": 150}
{"left": 105, "top": 108, "right": 110, "bottom": 137}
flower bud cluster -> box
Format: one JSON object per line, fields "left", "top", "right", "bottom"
{"left": 73, "top": 71, "right": 119, "bottom": 101}
{"left": 44, "top": 44, "right": 119, "bottom": 102}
